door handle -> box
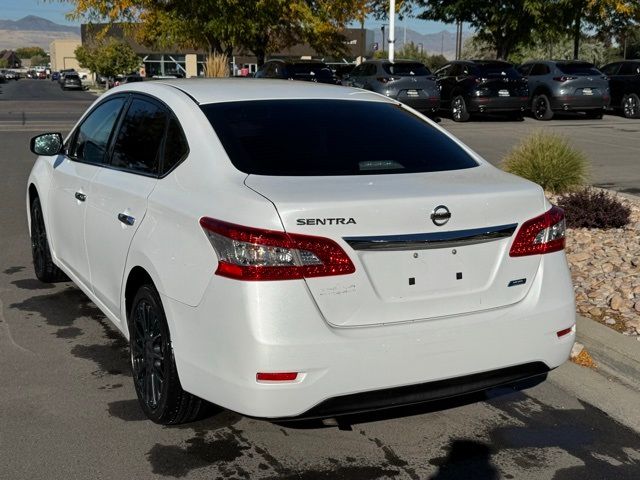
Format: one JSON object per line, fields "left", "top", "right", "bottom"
{"left": 117, "top": 213, "right": 135, "bottom": 226}
{"left": 75, "top": 192, "right": 86, "bottom": 202}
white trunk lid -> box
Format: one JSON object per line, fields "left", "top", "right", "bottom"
{"left": 245, "top": 167, "right": 546, "bottom": 327}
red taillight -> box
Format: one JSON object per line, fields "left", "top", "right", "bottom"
{"left": 509, "top": 206, "right": 566, "bottom": 257}
{"left": 199, "top": 217, "right": 355, "bottom": 281}
{"left": 553, "top": 76, "right": 578, "bottom": 82}
{"left": 256, "top": 372, "right": 298, "bottom": 382}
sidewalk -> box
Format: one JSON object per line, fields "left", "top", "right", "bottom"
{"left": 549, "top": 314, "right": 640, "bottom": 433}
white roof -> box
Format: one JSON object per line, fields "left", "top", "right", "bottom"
{"left": 151, "top": 78, "right": 388, "bottom": 105}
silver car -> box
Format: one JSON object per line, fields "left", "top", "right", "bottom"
{"left": 344, "top": 60, "right": 440, "bottom": 115}
{"left": 518, "top": 61, "right": 610, "bottom": 120}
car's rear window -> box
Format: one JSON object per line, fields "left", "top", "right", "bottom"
{"left": 383, "top": 62, "right": 431, "bottom": 76}
{"left": 475, "top": 64, "right": 520, "bottom": 79}
{"left": 201, "top": 100, "right": 478, "bottom": 176}
{"left": 557, "top": 63, "right": 601, "bottom": 75}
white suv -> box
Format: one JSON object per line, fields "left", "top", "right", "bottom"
{"left": 27, "top": 79, "right": 575, "bottom": 424}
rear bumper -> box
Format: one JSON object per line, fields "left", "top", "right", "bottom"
{"left": 165, "top": 251, "right": 575, "bottom": 419}
{"left": 396, "top": 95, "right": 440, "bottom": 113}
{"left": 551, "top": 95, "right": 610, "bottom": 111}
{"left": 468, "top": 96, "right": 529, "bottom": 113}
{"left": 284, "top": 362, "right": 549, "bottom": 420}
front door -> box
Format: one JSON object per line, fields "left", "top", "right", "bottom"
{"left": 48, "top": 96, "right": 127, "bottom": 284}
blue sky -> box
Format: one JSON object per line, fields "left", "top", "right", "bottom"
{"left": 1, "top": 0, "right": 459, "bottom": 35}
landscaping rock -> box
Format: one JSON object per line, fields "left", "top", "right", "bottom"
{"left": 551, "top": 190, "right": 640, "bottom": 335}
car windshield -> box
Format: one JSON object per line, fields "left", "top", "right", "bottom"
{"left": 200, "top": 100, "right": 478, "bottom": 176}
{"left": 383, "top": 62, "right": 431, "bottom": 76}
{"left": 557, "top": 63, "right": 601, "bottom": 76}
{"left": 475, "top": 63, "right": 520, "bottom": 79}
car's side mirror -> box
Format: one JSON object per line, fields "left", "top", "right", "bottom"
{"left": 30, "top": 133, "right": 63, "bottom": 156}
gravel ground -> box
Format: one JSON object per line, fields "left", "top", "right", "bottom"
{"left": 559, "top": 191, "right": 640, "bottom": 336}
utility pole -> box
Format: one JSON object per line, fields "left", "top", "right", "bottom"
{"left": 389, "top": 0, "right": 396, "bottom": 62}
{"left": 441, "top": 32, "right": 444, "bottom": 56}
{"left": 381, "top": 25, "right": 385, "bottom": 53}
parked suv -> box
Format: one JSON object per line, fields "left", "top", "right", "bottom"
{"left": 518, "top": 61, "right": 610, "bottom": 120}
{"left": 61, "top": 73, "right": 82, "bottom": 90}
{"left": 600, "top": 60, "right": 640, "bottom": 118}
{"left": 343, "top": 60, "right": 440, "bottom": 115}
{"left": 434, "top": 60, "right": 529, "bottom": 122}
{"left": 255, "top": 59, "right": 337, "bottom": 84}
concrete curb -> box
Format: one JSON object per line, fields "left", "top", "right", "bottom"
{"left": 547, "top": 315, "right": 640, "bottom": 434}
{"left": 575, "top": 314, "right": 640, "bottom": 392}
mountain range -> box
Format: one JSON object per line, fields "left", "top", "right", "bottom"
{"left": 0, "top": 15, "right": 468, "bottom": 59}
{"left": 0, "top": 16, "right": 80, "bottom": 50}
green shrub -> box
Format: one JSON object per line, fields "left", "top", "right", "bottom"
{"left": 502, "top": 131, "right": 589, "bottom": 194}
{"left": 557, "top": 188, "right": 631, "bottom": 229}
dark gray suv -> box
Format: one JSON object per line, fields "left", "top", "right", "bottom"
{"left": 343, "top": 60, "right": 440, "bottom": 115}
{"left": 518, "top": 61, "right": 610, "bottom": 120}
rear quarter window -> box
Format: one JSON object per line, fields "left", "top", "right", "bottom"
{"left": 200, "top": 100, "right": 478, "bottom": 176}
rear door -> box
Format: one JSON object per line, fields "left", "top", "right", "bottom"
{"left": 84, "top": 96, "right": 168, "bottom": 319}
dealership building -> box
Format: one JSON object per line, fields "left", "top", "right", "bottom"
{"left": 80, "top": 23, "right": 375, "bottom": 77}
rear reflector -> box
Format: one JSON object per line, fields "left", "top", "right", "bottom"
{"left": 256, "top": 372, "right": 298, "bottom": 382}
{"left": 199, "top": 217, "right": 355, "bottom": 281}
{"left": 557, "top": 326, "right": 574, "bottom": 338}
{"left": 509, "top": 206, "right": 566, "bottom": 257}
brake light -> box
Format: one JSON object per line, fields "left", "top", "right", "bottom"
{"left": 509, "top": 206, "right": 566, "bottom": 257}
{"left": 256, "top": 372, "right": 298, "bottom": 382}
{"left": 553, "top": 76, "right": 578, "bottom": 82}
{"left": 377, "top": 76, "right": 400, "bottom": 83}
{"left": 199, "top": 217, "right": 355, "bottom": 281}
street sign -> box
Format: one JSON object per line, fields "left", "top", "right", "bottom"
{"left": 372, "top": 42, "right": 379, "bottom": 51}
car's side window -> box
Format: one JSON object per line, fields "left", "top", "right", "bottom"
{"left": 601, "top": 63, "right": 620, "bottom": 76}
{"left": 517, "top": 64, "right": 533, "bottom": 76}
{"left": 351, "top": 65, "right": 364, "bottom": 77}
{"left": 530, "top": 64, "right": 549, "bottom": 76}
{"left": 162, "top": 116, "right": 189, "bottom": 175}
{"left": 68, "top": 97, "right": 126, "bottom": 164}
{"left": 618, "top": 62, "right": 638, "bottom": 75}
{"left": 110, "top": 98, "right": 168, "bottom": 176}
{"left": 435, "top": 64, "right": 451, "bottom": 78}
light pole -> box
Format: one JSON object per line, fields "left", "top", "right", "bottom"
{"left": 388, "top": 0, "right": 396, "bottom": 62}
{"left": 418, "top": 43, "right": 424, "bottom": 56}
{"left": 381, "top": 24, "right": 388, "bottom": 54}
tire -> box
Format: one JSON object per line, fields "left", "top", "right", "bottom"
{"left": 129, "top": 283, "right": 206, "bottom": 425}
{"left": 30, "top": 196, "right": 68, "bottom": 283}
{"left": 532, "top": 94, "right": 553, "bottom": 120}
{"left": 451, "top": 95, "right": 470, "bottom": 122}
{"left": 622, "top": 94, "right": 640, "bottom": 119}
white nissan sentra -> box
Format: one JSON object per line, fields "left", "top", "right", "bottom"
{"left": 27, "top": 79, "right": 575, "bottom": 424}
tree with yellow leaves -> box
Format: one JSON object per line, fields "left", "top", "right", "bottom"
{"left": 62, "top": 0, "right": 369, "bottom": 66}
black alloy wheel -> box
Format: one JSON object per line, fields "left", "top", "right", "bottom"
{"left": 30, "top": 196, "right": 67, "bottom": 283}
{"left": 622, "top": 94, "right": 640, "bottom": 119}
{"left": 129, "top": 284, "right": 207, "bottom": 424}
{"left": 532, "top": 94, "right": 553, "bottom": 120}
{"left": 131, "top": 294, "right": 167, "bottom": 413}
{"left": 451, "top": 95, "right": 470, "bottom": 122}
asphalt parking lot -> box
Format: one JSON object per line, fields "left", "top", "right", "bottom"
{"left": 1, "top": 79, "right": 640, "bottom": 479}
